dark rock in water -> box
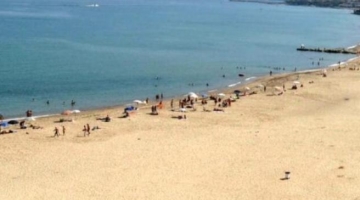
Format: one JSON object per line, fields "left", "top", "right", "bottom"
{"left": 238, "top": 74, "right": 244, "bottom": 77}
{"left": 354, "top": 9, "right": 360, "bottom": 15}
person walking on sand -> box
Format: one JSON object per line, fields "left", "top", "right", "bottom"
{"left": 170, "top": 99, "right": 174, "bottom": 109}
{"left": 83, "top": 125, "right": 87, "bottom": 137}
{"left": 54, "top": 127, "right": 59, "bottom": 137}
{"left": 62, "top": 126, "right": 66, "bottom": 136}
{"left": 86, "top": 124, "right": 90, "bottom": 136}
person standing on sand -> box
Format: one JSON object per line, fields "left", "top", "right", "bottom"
{"left": 170, "top": 99, "right": 173, "bottom": 109}
{"left": 62, "top": 126, "right": 66, "bottom": 136}
{"left": 83, "top": 125, "right": 87, "bottom": 137}
{"left": 87, "top": 124, "right": 90, "bottom": 136}
{"left": 270, "top": 71, "right": 272, "bottom": 76}
{"left": 54, "top": 127, "right": 59, "bottom": 137}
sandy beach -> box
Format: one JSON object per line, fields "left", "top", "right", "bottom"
{"left": 1, "top": 59, "right": 360, "bottom": 199}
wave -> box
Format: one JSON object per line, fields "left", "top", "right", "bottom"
{"left": 228, "top": 81, "right": 242, "bottom": 87}
{"left": 245, "top": 77, "right": 256, "bottom": 81}
{"left": 0, "top": 11, "right": 71, "bottom": 19}
{"left": 86, "top": 4, "right": 100, "bottom": 7}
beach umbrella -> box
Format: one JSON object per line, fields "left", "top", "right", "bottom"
{"left": 72, "top": 110, "right": 81, "bottom": 114}
{"left": 133, "top": 100, "right": 144, "bottom": 104}
{"left": 245, "top": 87, "right": 251, "bottom": 91}
{"left": 233, "top": 90, "right": 241, "bottom": 94}
{"left": 201, "top": 93, "right": 208, "bottom": 98}
{"left": 293, "top": 81, "right": 301, "bottom": 85}
{"left": 25, "top": 117, "right": 36, "bottom": 121}
{"left": 217, "top": 93, "right": 226, "bottom": 97}
{"left": 71, "top": 109, "right": 80, "bottom": 120}
{"left": 186, "top": 92, "right": 198, "bottom": 99}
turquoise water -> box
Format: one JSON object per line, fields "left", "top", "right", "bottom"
{"left": 1, "top": 0, "right": 360, "bottom": 118}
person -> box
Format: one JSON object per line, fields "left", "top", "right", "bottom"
{"left": 71, "top": 100, "right": 76, "bottom": 107}
{"left": 269, "top": 71, "right": 273, "bottom": 76}
{"left": 83, "top": 125, "right": 87, "bottom": 137}
{"left": 62, "top": 126, "right": 66, "bottom": 136}
{"left": 105, "top": 115, "right": 111, "bottom": 122}
{"left": 86, "top": 124, "right": 90, "bottom": 136}
{"left": 20, "top": 121, "right": 26, "bottom": 129}
{"left": 54, "top": 127, "right": 59, "bottom": 137}
{"left": 170, "top": 99, "right": 174, "bottom": 109}
{"left": 264, "top": 86, "right": 267, "bottom": 92}
{"left": 30, "top": 124, "right": 43, "bottom": 129}
{"left": 145, "top": 98, "right": 149, "bottom": 104}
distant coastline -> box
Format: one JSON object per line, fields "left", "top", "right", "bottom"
{"left": 230, "top": 0, "right": 360, "bottom": 14}
{"left": 229, "top": 0, "right": 284, "bottom": 5}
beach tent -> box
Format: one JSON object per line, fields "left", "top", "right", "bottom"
{"left": 186, "top": 92, "right": 198, "bottom": 99}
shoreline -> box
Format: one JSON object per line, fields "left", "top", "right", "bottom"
{"left": 3, "top": 54, "right": 359, "bottom": 122}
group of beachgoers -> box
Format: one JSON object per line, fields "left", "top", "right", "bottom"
{"left": 5, "top": 60, "right": 357, "bottom": 139}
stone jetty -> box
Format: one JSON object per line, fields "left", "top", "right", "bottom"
{"left": 297, "top": 46, "right": 357, "bottom": 54}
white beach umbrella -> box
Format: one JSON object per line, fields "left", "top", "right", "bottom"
{"left": 25, "top": 117, "right": 36, "bottom": 121}
{"left": 72, "top": 110, "right": 81, "bottom": 114}
{"left": 217, "top": 93, "right": 226, "bottom": 97}
{"left": 245, "top": 87, "right": 251, "bottom": 91}
{"left": 186, "top": 92, "right": 198, "bottom": 99}
{"left": 293, "top": 81, "right": 301, "bottom": 85}
{"left": 133, "top": 100, "right": 146, "bottom": 104}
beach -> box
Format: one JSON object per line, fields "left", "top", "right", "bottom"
{"left": 1, "top": 58, "right": 360, "bottom": 199}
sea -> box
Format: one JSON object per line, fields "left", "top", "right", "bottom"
{"left": 1, "top": 0, "right": 360, "bottom": 119}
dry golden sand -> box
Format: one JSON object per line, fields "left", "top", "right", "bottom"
{"left": 1, "top": 61, "right": 360, "bottom": 199}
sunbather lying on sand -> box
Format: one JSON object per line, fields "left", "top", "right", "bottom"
{"left": 29, "top": 125, "right": 43, "bottom": 129}
{"left": 0, "top": 130, "right": 16, "bottom": 134}
{"left": 96, "top": 115, "right": 111, "bottom": 122}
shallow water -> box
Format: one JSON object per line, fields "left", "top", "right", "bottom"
{"left": 1, "top": 0, "right": 359, "bottom": 118}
